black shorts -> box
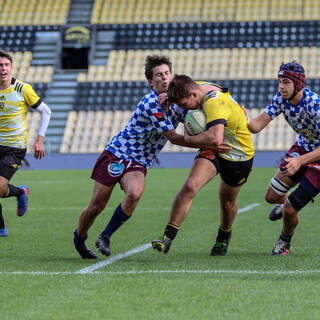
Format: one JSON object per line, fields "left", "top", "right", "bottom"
{"left": 196, "top": 150, "right": 253, "bottom": 187}
{"left": 0, "top": 145, "right": 26, "bottom": 180}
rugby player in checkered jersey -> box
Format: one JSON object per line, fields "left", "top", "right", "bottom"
{"left": 0, "top": 50, "right": 51, "bottom": 237}
{"left": 73, "top": 55, "right": 231, "bottom": 259}
{"left": 243, "top": 61, "right": 320, "bottom": 255}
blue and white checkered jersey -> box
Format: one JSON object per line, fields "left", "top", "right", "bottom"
{"left": 264, "top": 88, "right": 320, "bottom": 152}
{"left": 105, "top": 89, "right": 187, "bottom": 167}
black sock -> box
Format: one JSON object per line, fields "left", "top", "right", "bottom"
{"left": 216, "top": 227, "right": 232, "bottom": 242}
{"left": 0, "top": 203, "right": 5, "bottom": 229}
{"left": 164, "top": 224, "right": 179, "bottom": 240}
{"left": 3, "top": 184, "right": 23, "bottom": 198}
{"left": 280, "top": 231, "right": 292, "bottom": 243}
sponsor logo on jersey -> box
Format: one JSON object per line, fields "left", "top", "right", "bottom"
{"left": 154, "top": 112, "right": 165, "bottom": 121}
{"left": 107, "top": 161, "right": 125, "bottom": 177}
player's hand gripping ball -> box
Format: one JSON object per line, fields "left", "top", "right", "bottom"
{"left": 185, "top": 109, "right": 206, "bottom": 135}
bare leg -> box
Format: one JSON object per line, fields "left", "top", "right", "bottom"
{"left": 282, "top": 200, "right": 299, "bottom": 236}
{"left": 169, "top": 158, "right": 217, "bottom": 227}
{"left": 77, "top": 181, "right": 114, "bottom": 237}
{"left": 218, "top": 180, "right": 242, "bottom": 230}
{"left": 120, "top": 171, "right": 145, "bottom": 215}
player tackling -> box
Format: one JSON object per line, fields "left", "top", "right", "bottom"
{"left": 243, "top": 61, "right": 320, "bottom": 255}
{"left": 152, "top": 74, "right": 254, "bottom": 256}
{"left": 73, "top": 56, "right": 231, "bottom": 259}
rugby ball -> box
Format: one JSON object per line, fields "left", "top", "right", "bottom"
{"left": 185, "top": 109, "right": 206, "bottom": 136}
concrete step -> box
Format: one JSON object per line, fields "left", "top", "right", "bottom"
{"left": 46, "top": 127, "right": 65, "bottom": 135}
{"left": 48, "top": 119, "right": 67, "bottom": 127}
{"left": 49, "top": 111, "right": 69, "bottom": 119}
{"left": 33, "top": 51, "right": 55, "bottom": 59}
{"left": 94, "top": 51, "right": 109, "bottom": 58}
{"left": 92, "top": 58, "right": 108, "bottom": 65}
{"left": 46, "top": 96, "right": 74, "bottom": 103}
{"left": 49, "top": 88, "right": 77, "bottom": 96}
{"left": 49, "top": 81, "right": 78, "bottom": 89}
{"left": 53, "top": 73, "right": 79, "bottom": 81}
{"left": 31, "top": 59, "right": 55, "bottom": 66}
{"left": 49, "top": 104, "right": 73, "bottom": 111}
{"left": 33, "top": 44, "right": 55, "bottom": 52}
{"left": 35, "top": 31, "right": 60, "bottom": 43}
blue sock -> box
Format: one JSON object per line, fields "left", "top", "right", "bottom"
{"left": 101, "top": 204, "right": 131, "bottom": 238}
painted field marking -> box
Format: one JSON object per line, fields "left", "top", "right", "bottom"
{"left": 75, "top": 203, "right": 261, "bottom": 274}
{"left": 237, "top": 203, "right": 260, "bottom": 214}
{"left": 4, "top": 203, "right": 261, "bottom": 212}
{"left": 1, "top": 203, "right": 261, "bottom": 276}
{"left": 75, "top": 243, "right": 152, "bottom": 274}
{"left": 1, "top": 269, "right": 320, "bottom": 276}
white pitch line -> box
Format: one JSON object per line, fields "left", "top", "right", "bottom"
{"left": 237, "top": 203, "right": 260, "bottom": 214}
{"left": 75, "top": 203, "right": 260, "bottom": 274}
{"left": 1, "top": 269, "right": 320, "bottom": 276}
{"left": 75, "top": 243, "right": 152, "bottom": 274}
{"left": 4, "top": 203, "right": 261, "bottom": 212}
{"left": 1, "top": 203, "right": 260, "bottom": 276}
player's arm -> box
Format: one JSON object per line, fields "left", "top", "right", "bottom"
{"left": 162, "top": 130, "right": 198, "bottom": 148}
{"left": 247, "top": 111, "right": 272, "bottom": 133}
{"left": 162, "top": 128, "right": 231, "bottom": 152}
{"left": 183, "top": 123, "right": 225, "bottom": 146}
{"left": 282, "top": 145, "right": 320, "bottom": 176}
{"left": 32, "top": 102, "right": 52, "bottom": 159}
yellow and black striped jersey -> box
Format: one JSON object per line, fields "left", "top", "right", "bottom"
{"left": 197, "top": 81, "right": 254, "bottom": 162}
{"left": 0, "top": 78, "right": 41, "bottom": 149}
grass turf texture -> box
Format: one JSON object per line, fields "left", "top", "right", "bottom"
{"left": 0, "top": 168, "right": 319, "bottom": 320}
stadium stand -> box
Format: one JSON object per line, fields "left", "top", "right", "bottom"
{"left": 2, "top": 0, "right": 320, "bottom": 155}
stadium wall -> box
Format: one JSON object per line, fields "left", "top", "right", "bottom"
{"left": 22, "top": 151, "right": 284, "bottom": 170}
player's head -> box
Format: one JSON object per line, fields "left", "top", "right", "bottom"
{"left": 145, "top": 55, "right": 173, "bottom": 94}
{"left": 167, "top": 74, "right": 200, "bottom": 110}
{"left": 0, "top": 50, "right": 13, "bottom": 86}
{"left": 0, "top": 50, "right": 13, "bottom": 64}
{"left": 278, "top": 61, "right": 305, "bottom": 100}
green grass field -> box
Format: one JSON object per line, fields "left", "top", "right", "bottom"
{"left": 0, "top": 168, "right": 319, "bottom": 320}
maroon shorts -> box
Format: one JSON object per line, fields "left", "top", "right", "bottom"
{"left": 91, "top": 150, "right": 147, "bottom": 186}
{"left": 280, "top": 143, "right": 320, "bottom": 189}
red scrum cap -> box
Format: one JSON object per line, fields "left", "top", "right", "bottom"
{"left": 278, "top": 62, "right": 305, "bottom": 99}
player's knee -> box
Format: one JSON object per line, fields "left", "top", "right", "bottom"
{"left": 265, "top": 177, "right": 290, "bottom": 203}
{"left": 282, "top": 200, "right": 297, "bottom": 217}
{"left": 182, "top": 179, "right": 200, "bottom": 196}
{"left": 220, "top": 199, "right": 236, "bottom": 213}
{"left": 126, "top": 189, "right": 143, "bottom": 204}
{"left": 87, "top": 202, "right": 105, "bottom": 216}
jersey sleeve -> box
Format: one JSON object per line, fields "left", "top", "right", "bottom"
{"left": 264, "top": 91, "right": 282, "bottom": 119}
{"left": 144, "top": 103, "right": 175, "bottom": 134}
{"left": 204, "top": 97, "right": 228, "bottom": 129}
{"left": 24, "top": 83, "right": 41, "bottom": 108}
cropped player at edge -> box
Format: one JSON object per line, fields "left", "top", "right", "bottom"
{"left": 152, "top": 74, "right": 254, "bottom": 256}
{"left": 0, "top": 50, "right": 51, "bottom": 237}
{"left": 73, "top": 56, "right": 230, "bottom": 259}
{"left": 243, "top": 61, "right": 320, "bottom": 256}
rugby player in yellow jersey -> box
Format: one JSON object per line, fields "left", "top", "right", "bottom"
{"left": 0, "top": 50, "right": 51, "bottom": 237}
{"left": 152, "top": 74, "right": 254, "bottom": 256}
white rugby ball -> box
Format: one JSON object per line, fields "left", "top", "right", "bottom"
{"left": 185, "top": 109, "right": 206, "bottom": 136}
